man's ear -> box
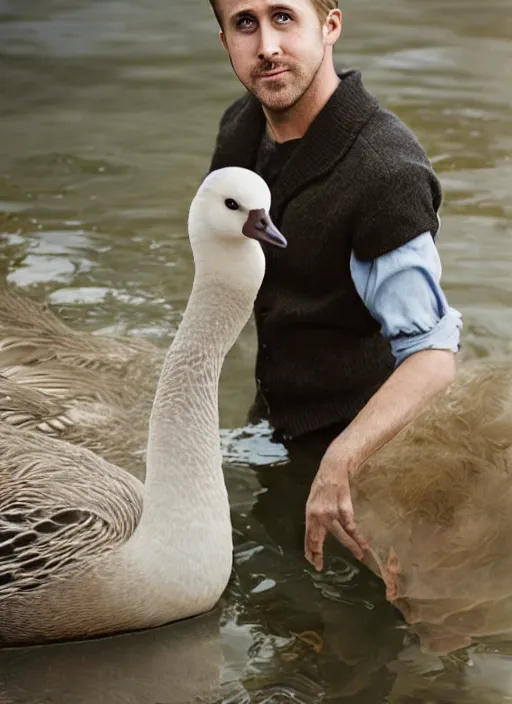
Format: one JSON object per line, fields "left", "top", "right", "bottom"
{"left": 323, "top": 9, "right": 342, "bottom": 46}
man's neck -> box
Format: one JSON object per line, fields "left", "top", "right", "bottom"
{"left": 264, "top": 63, "right": 340, "bottom": 143}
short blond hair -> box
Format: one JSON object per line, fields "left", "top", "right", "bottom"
{"left": 311, "top": 0, "right": 339, "bottom": 21}
{"left": 209, "top": 0, "right": 339, "bottom": 28}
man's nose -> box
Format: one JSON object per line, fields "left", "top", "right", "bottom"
{"left": 257, "top": 24, "right": 282, "bottom": 62}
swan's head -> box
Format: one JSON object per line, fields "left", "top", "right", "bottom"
{"left": 188, "top": 167, "right": 287, "bottom": 253}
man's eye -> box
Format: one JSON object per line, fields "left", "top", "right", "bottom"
{"left": 236, "top": 15, "right": 255, "bottom": 29}
{"left": 274, "top": 12, "right": 292, "bottom": 23}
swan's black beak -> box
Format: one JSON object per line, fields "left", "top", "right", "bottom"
{"left": 242, "top": 209, "right": 287, "bottom": 248}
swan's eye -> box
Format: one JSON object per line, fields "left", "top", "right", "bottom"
{"left": 225, "top": 198, "right": 240, "bottom": 211}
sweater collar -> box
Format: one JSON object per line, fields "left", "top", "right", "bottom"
{"left": 210, "top": 70, "right": 379, "bottom": 220}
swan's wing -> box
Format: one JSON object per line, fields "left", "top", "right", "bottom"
{"left": 0, "top": 376, "right": 149, "bottom": 474}
{"left": 0, "top": 287, "right": 164, "bottom": 377}
{"left": 0, "top": 376, "right": 77, "bottom": 435}
{"left": 0, "top": 367, "right": 152, "bottom": 433}
{"left": 0, "top": 288, "right": 162, "bottom": 470}
{"left": 0, "top": 424, "right": 143, "bottom": 601}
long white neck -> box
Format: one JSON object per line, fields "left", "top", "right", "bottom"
{"left": 134, "top": 238, "right": 264, "bottom": 540}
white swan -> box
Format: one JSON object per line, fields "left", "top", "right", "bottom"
{"left": 0, "top": 166, "right": 287, "bottom": 646}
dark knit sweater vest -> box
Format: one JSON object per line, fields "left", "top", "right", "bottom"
{"left": 209, "top": 70, "right": 442, "bottom": 439}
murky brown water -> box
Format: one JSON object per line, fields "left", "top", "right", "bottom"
{"left": 1, "top": 0, "right": 512, "bottom": 701}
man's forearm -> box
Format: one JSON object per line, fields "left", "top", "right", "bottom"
{"left": 330, "top": 349, "right": 457, "bottom": 474}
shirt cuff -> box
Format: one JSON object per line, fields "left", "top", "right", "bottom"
{"left": 390, "top": 307, "right": 463, "bottom": 367}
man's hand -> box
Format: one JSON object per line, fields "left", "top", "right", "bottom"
{"left": 304, "top": 350, "right": 456, "bottom": 571}
{"left": 304, "top": 445, "right": 369, "bottom": 571}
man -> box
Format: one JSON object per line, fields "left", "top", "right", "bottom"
{"left": 207, "top": 0, "right": 462, "bottom": 570}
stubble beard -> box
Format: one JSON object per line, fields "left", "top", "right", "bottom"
{"left": 251, "top": 67, "right": 308, "bottom": 113}
{"left": 232, "top": 51, "right": 325, "bottom": 115}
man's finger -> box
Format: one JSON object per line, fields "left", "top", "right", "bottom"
{"left": 304, "top": 520, "right": 327, "bottom": 572}
{"left": 343, "top": 517, "right": 369, "bottom": 553}
{"left": 329, "top": 520, "right": 366, "bottom": 561}
{"left": 338, "top": 498, "right": 369, "bottom": 552}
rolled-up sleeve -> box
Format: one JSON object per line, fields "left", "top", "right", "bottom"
{"left": 350, "top": 231, "right": 462, "bottom": 366}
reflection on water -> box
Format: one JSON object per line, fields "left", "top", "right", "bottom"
{"left": 0, "top": 611, "right": 224, "bottom": 704}
{"left": 1, "top": 0, "right": 512, "bottom": 701}
{"left": 388, "top": 644, "right": 512, "bottom": 704}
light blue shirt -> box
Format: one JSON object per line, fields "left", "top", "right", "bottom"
{"left": 350, "top": 231, "right": 462, "bottom": 366}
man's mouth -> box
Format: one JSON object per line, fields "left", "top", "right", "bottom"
{"left": 256, "top": 68, "right": 289, "bottom": 81}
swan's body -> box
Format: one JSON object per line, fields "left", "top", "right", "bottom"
{"left": 0, "top": 166, "right": 286, "bottom": 646}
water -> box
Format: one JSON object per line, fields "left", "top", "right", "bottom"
{"left": 0, "top": 0, "right": 511, "bottom": 701}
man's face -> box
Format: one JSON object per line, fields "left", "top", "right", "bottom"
{"left": 218, "top": 0, "right": 330, "bottom": 113}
